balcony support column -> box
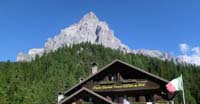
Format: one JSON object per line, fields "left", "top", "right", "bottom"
{"left": 139, "top": 96, "right": 146, "bottom": 102}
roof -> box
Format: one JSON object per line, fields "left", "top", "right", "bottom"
{"left": 61, "top": 87, "right": 114, "bottom": 104}
{"left": 64, "top": 59, "right": 169, "bottom": 96}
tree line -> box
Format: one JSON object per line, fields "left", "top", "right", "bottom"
{"left": 0, "top": 43, "right": 199, "bottom": 104}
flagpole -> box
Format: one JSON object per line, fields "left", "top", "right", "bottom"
{"left": 181, "top": 74, "right": 186, "bottom": 104}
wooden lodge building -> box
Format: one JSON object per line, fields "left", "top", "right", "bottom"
{"left": 59, "top": 59, "right": 177, "bottom": 104}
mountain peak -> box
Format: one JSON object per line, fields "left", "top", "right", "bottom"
{"left": 81, "top": 12, "right": 99, "bottom": 22}
{"left": 16, "top": 12, "right": 131, "bottom": 61}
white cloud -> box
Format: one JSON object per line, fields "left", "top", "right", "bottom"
{"left": 192, "top": 47, "right": 200, "bottom": 55}
{"left": 179, "top": 43, "right": 189, "bottom": 54}
{"left": 178, "top": 43, "right": 200, "bottom": 66}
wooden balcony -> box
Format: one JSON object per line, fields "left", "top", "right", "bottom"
{"left": 129, "top": 101, "right": 170, "bottom": 104}
{"left": 79, "top": 101, "right": 170, "bottom": 104}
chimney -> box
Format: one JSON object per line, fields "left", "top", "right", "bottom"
{"left": 92, "top": 63, "right": 98, "bottom": 75}
{"left": 79, "top": 78, "right": 83, "bottom": 83}
{"left": 58, "top": 92, "right": 64, "bottom": 104}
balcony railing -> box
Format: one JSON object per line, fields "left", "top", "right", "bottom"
{"left": 80, "top": 101, "right": 170, "bottom": 104}
{"left": 80, "top": 102, "right": 93, "bottom": 104}
{"left": 98, "top": 79, "right": 138, "bottom": 85}
{"left": 130, "top": 101, "right": 169, "bottom": 104}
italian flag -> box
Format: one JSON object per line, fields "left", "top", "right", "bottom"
{"left": 166, "top": 75, "right": 183, "bottom": 93}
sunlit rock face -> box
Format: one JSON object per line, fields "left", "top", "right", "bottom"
{"left": 16, "top": 12, "right": 131, "bottom": 61}
{"left": 176, "top": 55, "right": 200, "bottom": 66}
{"left": 134, "top": 49, "right": 173, "bottom": 61}
{"left": 44, "top": 12, "right": 131, "bottom": 53}
{"left": 16, "top": 48, "right": 44, "bottom": 62}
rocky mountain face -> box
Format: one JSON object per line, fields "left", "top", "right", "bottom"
{"left": 16, "top": 12, "right": 132, "bottom": 61}
{"left": 16, "top": 12, "right": 189, "bottom": 65}
{"left": 44, "top": 12, "right": 131, "bottom": 53}
{"left": 134, "top": 49, "right": 173, "bottom": 61}
{"left": 16, "top": 48, "right": 44, "bottom": 62}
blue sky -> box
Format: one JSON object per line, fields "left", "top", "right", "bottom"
{"left": 0, "top": 0, "right": 200, "bottom": 61}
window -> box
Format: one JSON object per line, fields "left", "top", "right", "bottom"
{"left": 108, "top": 74, "right": 118, "bottom": 81}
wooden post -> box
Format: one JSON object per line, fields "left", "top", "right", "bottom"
{"left": 139, "top": 96, "right": 146, "bottom": 102}
{"left": 181, "top": 75, "right": 186, "bottom": 104}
